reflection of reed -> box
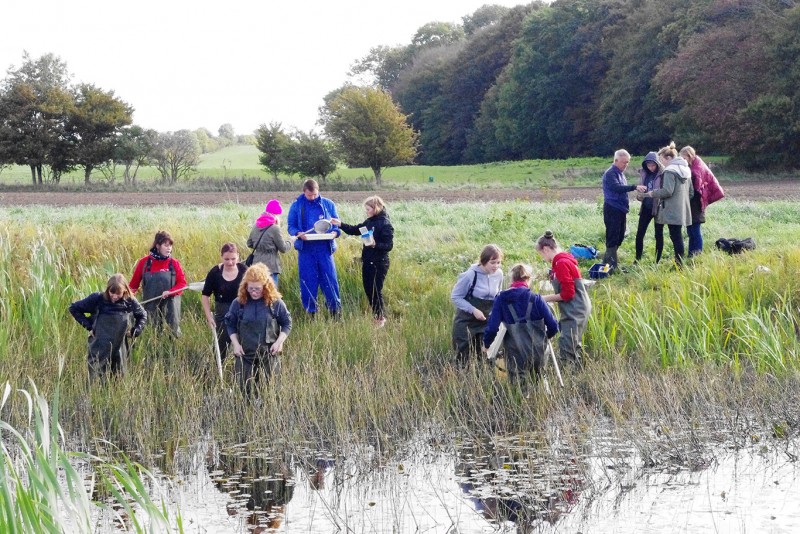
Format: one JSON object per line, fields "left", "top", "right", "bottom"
{"left": 208, "top": 450, "right": 295, "bottom": 532}
{"left": 455, "top": 440, "right": 585, "bottom": 531}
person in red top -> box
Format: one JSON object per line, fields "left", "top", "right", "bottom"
{"left": 535, "top": 230, "right": 592, "bottom": 366}
{"left": 130, "top": 230, "right": 187, "bottom": 337}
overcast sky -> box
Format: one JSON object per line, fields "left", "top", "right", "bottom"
{"left": 2, "top": 0, "right": 526, "bottom": 137}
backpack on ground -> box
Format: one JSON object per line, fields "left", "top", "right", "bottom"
{"left": 715, "top": 237, "right": 756, "bottom": 254}
{"left": 569, "top": 244, "right": 598, "bottom": 260}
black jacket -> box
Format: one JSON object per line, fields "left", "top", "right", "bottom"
{"left": 340, "top": 212, "right": 393, "bottom": 263}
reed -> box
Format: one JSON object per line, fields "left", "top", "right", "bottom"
{"left": 0, "top": 200, "right": 798, "bottom": 465}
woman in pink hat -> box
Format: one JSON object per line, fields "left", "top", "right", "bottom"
{"left": 247, "top": 199, "right": 292, "bottom": 287}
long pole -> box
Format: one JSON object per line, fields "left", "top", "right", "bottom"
{"left": 548, "top": 340, "right": 564, "bottom": 388}
{"left": 211, "top": 327, "right": 224, "bottom": 383}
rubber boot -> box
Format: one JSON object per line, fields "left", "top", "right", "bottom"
{"left": 602, "top": 246, "right": 618, "bottom": 271}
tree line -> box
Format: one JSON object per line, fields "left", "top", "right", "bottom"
{"left": 0, "top": 53, "right": 252, "bottom": 185}
{"left": 349, "top": 0, "right": 800, "bottom": 170}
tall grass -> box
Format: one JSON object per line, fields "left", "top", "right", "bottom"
{"left": 0, "top": 378, "right": 182, "bottom": 533}
{"left": 0, "top": 200, "right": 798, "bottom": 465}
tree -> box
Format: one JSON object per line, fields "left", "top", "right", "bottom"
{"left": 462, "top": 4, "right": 510, "bottom": 35}
{"left": 287, "top": 130, "right": 337, "bottom": 181}
{"left": 0, "top": 52, "right": 74, "bottom": 184}
{"left": 194, "top": 127, "right": 217, "bottom": 153}
{"left": 349, "top": 45, "right": 415, "bottom": 91}
{"left": 68, "top": 83, "right": 133, "bottom": 183}
{"left": 320, "top": 86, "right": 417, "bottom": 185}
{"left": 150, "top": 130, "right": 200, "bottom": 183}
{"left": 218, "top": 123, "right": 235, "bottom": 147}
{"left": 255, "top": 122, "right": 293, "bottom": 178}
{"left": 411, "top": 21, "right": 466, "bottom": 48}
{"left": 114, "top": 126, "right": 157, "bottom": 185}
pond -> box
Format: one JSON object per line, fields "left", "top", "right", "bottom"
{"left": 163, "top": 424, "right": 800, "bottom": 533}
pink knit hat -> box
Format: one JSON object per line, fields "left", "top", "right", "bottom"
{"left": 265, "top": 199, "right": 283, "bottom": 215}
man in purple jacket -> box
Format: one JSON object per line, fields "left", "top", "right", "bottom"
{"left": 601, "top": 149, "right": 646, "bottom": 271}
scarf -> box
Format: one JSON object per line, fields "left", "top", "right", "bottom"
{"left": 149, "top": 247, "right": 170, "bottom": 261}
{"left": 255, "top": 213, "right": 276, "bottom": 229}
{"left": 510, "top": 280, "right": 529, "bottom": 289}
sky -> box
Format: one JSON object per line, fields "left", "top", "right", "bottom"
{"left": 2, "top": 0, "right": 526, "bottom": 137}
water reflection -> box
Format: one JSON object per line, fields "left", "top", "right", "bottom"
{"left": 207, "top": 447, "right": 295, "bottom": 532}
{"left": 455, "top": 439, "right": 585, "bottom": 532}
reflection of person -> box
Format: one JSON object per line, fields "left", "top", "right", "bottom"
{"left": 643, "top": 142, "right": 692, "bottom": 266}
{"left": 482, "top": 264, "right": 558, "bottom": 381}
{"left": 129, "top": 230, "right": 186, "bottom": 337}
{"left": 535, "top": 231, "right": 591, "bottom": 366}
{"left": 601, "top": 149, "right": 647, "bottom": 271}
{"left": 634, "top": 152, "right": 665, "bottom": 263}
{"left": 210, "top": 452, "right": 295, "bottom": 532}
{"left": 201, "top": 242, "right": 247, "bottom": 361}
{"left": 69, "top": 274, "right": 146, "bottom": 379}
{"left": 451, "top": 244, "right": 503, "bottom": 366}
{"left": 679, "top": 146, "right": 725, "bottom": 257}
{"left": 226, "top": 264, "right": 291, "bottom": 395}
{"left": 287, "top": 179, "right": 342, "bottom": 318}
{"left": 332, "top": 196, "right": 394, "bottom": 327}
{"left": 247, "top": 199, "right": 291, "bottom": 287}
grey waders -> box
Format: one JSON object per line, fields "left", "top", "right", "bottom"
{"left": 235, "top": 303, "right": 281, "bottom": 396}
{"left": 452, "top": 271, "right": 495, "bottom": 366}
{"left": 142, "top": 258, "right": 182, "bottom": 337}
{"left": 504, "top": 301, "right": 549, "bottom": 381}
{"left": 551, "top": 277, "right": 592, "bottom": 366}
{"left": 88, "top": 311, "right": 132, "bottom": 379}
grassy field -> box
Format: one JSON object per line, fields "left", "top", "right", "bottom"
{"left": 1, "top": 198, "right": 799, "bottom": 470}
{"left": 0, "top": 144, "right": 768, "bottom": 190}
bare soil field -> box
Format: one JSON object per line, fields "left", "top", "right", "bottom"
{"left": 0, "top": 181, "right": 797, "bottom": 207}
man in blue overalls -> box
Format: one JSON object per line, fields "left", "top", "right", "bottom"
{"left": 287, "top": 179, "right": 342, "bottom": 318}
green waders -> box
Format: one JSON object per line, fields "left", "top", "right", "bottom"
{"left": 452, "top": 271, "right": 495, "bottom": 366}
{"left": 88, "top": 311, "right": 131, "bottom": 379}
{"left": 142, "top": 258, "right": 182, "bottom": 337}
{"left": 504, "top": 301, "right": 548, "bottom": 381}
{"left": 551, "top": 277, "right": 592, "bottom": 365}
{"left": 235, "top": 303, "right": 280, "bottom": 396}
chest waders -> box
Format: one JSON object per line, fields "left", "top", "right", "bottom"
{"left": 504, "top": 301, "right": 548, "bottom": 380}
{"left": 88, "top": 311, "right": 131, "bottom": 379}
{"left": 235, "top": 303, "right": 280, "bottom": 396}
{"left": 551, "top": 277, "right": 592, "bottom": 365}
{"left": 143, "top": 258, "right": 181, "bottom": 337}
{"left": 452, "top": 271, "right": 495, "bottom": 366}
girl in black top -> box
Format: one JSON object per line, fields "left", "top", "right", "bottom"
{"left": 201, "top": 242, "right": 247, "bottom": 360}
{"left": 332, "top": 196, "right": 394, "bottom": 327}
{"left": 69, "top": 273, "right": 146, "bottom": 379}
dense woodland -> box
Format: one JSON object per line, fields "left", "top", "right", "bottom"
{"left": 351, "top": 0, "right": 800, "bottom": 169}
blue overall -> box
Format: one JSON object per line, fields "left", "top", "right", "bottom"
{"left": 287, "top": 193, "right": 342, "bottom": 313}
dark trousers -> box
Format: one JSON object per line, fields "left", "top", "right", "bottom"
{"left": 635, "top": 211, "right": 664, "bottom": 263}
{"left": 362, "top": 259, "right": 389, "bottom": 319}
{"left": 667, "top": 224, "right": 685, "bottom": 266}
{"left": 235, "top": 351, "right": 280, "bottom": 396}
{"left": 603, "top": 204, "right": 627, "bottom": 249}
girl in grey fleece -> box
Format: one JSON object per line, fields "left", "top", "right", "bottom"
{"left": 451, "top": 244, "right": 504, "bottom": 366}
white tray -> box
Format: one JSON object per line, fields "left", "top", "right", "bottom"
{"left": 304, "top": 233, "right": 335, "bottom": 241}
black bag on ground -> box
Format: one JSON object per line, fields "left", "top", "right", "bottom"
{"left": 715, "top": 237, "right": 756, "bottom": 254}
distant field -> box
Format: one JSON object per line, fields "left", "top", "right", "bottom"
{"left": 0, "top": 144, "right": 787, "bottom": 190}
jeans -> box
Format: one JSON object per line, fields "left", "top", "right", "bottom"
{"left": 687, "top": 223, "right": 703, "bottom": 256}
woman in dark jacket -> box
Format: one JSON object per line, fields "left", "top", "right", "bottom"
{"left": 69, "top": 273, "right": 147, "bottom": 379}
{"left": 634, "top": 152, "right": 665, "bottom": 263}
{"left": 333, "top": 196, "right": 394, "bottom": 327}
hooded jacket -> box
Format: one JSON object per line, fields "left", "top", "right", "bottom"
{"left": 690, "top": 155, "right": 725, "bottom": 215}
{"left": 652, "top": 157, "right": 692, "bottom": 226}
{"left": 638, "top": 152, "right": 664, "bottom": 216}
{"left": 339, "top": 211, "right": 394, "bottom": 264}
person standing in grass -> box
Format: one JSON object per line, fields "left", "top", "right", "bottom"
{"left": 679, "top": 146, "right": 725, "bottom": 257}
{"left": 601, "top": 149, "right": 648, "bottom": 271}
{"left": 69, "top": 273, "right": 147, "bottom": 379}
{"left": 331, "top": 196, "right": 394, "bottom": 328}
{"left": 226, "top": 263, "right": 292, "bottom": 396}
{"left": 451, "top": 244, "right": 504, "bottom": 367}
{"left": 247, "top": 199, "right": 291, "bottom": 287}
{"left": 642, "top": 142, "right": 692, "bottom": 267}
{"left": 535, "top": 231, "right": 592, "bottom": 366}
{"left": 202, "top": 242, "right": 247, "bottom": 361}
{"left": 130, "top": 230, "right": 186, "bottom": 337}
{"left": 634, "top": 152, "right": 665, "bottom": 263}
{"left": 483, "top": 263, "right": 559, "bottom": 382}
{"left": 287, "top": 179, "right": 342, "bottom": 318}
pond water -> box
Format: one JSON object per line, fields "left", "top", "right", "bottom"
{"left": 163, "top": 428, "right": 800, "bottom": 533}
